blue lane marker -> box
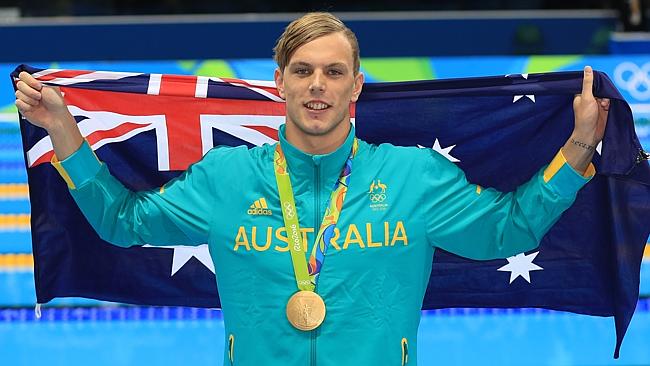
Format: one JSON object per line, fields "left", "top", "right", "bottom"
{"left": 0, "top": 168, "right": 27, "bottom": 183}
{"left": 0, "top": 299, "right": 647, "bottom": 323}
{"left": 0, "top": 149, "right": 24, "bottom": 162}
{"left": 0, "top": 162, "right": 25, "bottom": 170}
{"left": 0, "top": 232, "right": 32, "bottom": 253}
{"left": 0, "top": 199, "right": 30, "bottom": 214}
{"left": 0, "top": 306, "right": 223, "bottom": 323}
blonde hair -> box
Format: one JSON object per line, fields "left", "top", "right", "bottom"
{"left": 273, "top": 12, "right": 360, "bottom": 75}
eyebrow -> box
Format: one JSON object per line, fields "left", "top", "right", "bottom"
{"left": 289, "top": 61, "right": 349, "bottom": 70}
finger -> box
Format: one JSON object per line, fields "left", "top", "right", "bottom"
{"left": 581, "top": 65, "right": 594, "bottom": 99}
{"left": 573, "top": 95, "right": 583, "bottom": 113}
{"left": 596, "top": 97, "right": 610, "bottom": 108}
{"left": 601, "top": 98, "right": 610, "bottom": 111}
{"left": 15, "top": 90, "right": 40, "bottom": 106}
{"left": 18, "top": 71, "right": 42, "bottom": 91}
{"left": 16, "top": 80, "right": 42, "bottom": 101}
{"left": 15, "top": 99, "right": 34, "bottom": 113}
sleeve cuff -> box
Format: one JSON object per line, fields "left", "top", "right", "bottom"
{"left": 542, "top": 149, "right": 595, "bottom": 196}
{"left": 51, "top": 140, "right": 102, "bottom": 189}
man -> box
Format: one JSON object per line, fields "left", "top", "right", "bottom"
{"left": 15, "top": 12, "right": 609, "bottom": 366}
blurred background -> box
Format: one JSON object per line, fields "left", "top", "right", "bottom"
{"left": 0, "top": 0, "right": 649, "bottom": 365}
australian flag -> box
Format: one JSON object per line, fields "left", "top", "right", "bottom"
{"left": 11, "top": 65, "right": 650, "bottom": 358}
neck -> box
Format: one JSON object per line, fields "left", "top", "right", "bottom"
{"left": 285, "top": 122, "right": 351, "bottom": 155}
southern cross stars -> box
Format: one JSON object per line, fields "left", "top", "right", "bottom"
{"left": 170, "top": 245, "right": 215, "bottom": 276}
{"left": 507, "top": 73, "right": 536, "bottom": 103}
{"left": 418, "top": 139, "right": 460, "bottom": 162}
{"left": 143, "top": 244, "right": 215, "bottom": 276}
{"left": 497, "top": 251, "right": 543, "bottom": 284}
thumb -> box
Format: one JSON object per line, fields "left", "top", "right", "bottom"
{"left": 40, "top": 85, "right": 69, "bottom": 113}
{"left": 42, "top": 85, "right": 64, "bottom": 101}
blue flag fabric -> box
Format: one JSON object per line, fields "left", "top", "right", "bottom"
{"left": 11, "top": 65, "right": 649, "bottom": 358}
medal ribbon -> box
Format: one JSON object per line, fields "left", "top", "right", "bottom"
{"left": 274, "top": 138, "right": 358, "bottom": 291}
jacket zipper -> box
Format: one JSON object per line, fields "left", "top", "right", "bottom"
{"left": 228, "top": 334, "right": 235, "bottom": 365}
{"left": 401, "top": 338, "right": 408, "bottom": 365}
{"left": 310, "top": 163, "right": 320, "bottom": 366}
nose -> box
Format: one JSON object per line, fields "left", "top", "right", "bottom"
{"left": 309, "top": 70, "right": 325, "bottom": 93}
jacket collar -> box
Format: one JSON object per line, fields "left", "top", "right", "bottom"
{"left": 277, "top": 123, "right": 356, "bottom": 182}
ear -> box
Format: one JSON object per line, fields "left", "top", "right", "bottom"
{"left": 274, "top": 68, "right": 286, "bottom": 100}
{"left": 350, "top": 72, "right": 365, "bottom": 103}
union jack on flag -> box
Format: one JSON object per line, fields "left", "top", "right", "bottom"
{"left": 12, "top": 64, "right": 650, "bottom": 358}
{"left": 24, "top": 67, "right": 288, "bottom": 171}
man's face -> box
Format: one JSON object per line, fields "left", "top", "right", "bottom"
{"left": 274, "top": 32, "right": 364, "bottom": 137}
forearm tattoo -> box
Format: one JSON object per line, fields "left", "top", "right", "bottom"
{"left": 570, "top": 138, "right": 595, "bottom": 151}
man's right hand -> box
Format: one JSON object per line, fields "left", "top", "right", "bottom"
{"left": 15, "top": 71, "right": 73, "bottom": 131}
{"left": 14, "top": 71, "right": 84, "bottom": 160}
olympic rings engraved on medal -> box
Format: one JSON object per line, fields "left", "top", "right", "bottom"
{"left": 614, "top": 62, "right": 650, "bottom": 101}
{"left": 369, "top": 193, "right": 386, "bottom": 203}
{"left": 283, "top": 201, "right": 295, "bottom": 219}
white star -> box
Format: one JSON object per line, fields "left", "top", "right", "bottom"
{"left": 505, "top": 74, "right": 528, "bottom": 80}
{"left": 143, "top": 244, "right": 215, "bottom": 276}
{"left": 497, "top": 251, "right": 543, "bottom": 284}
{"left": 505, "top": 73, "right": 529, "bottom": 79}
{"left": 513, "top": 95, "right": 535, "bottom": 103}
{"left": 418, "top": 139, "right": 460, "bottom": 162}
{"left": 506, "top": 74, "right": 535, "bottom": 103}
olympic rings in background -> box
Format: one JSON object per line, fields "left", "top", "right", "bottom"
{"left": 614, "top": 62, "right": 650, "bottom": 101}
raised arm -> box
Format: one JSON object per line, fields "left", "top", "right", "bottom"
{"left": 425, "top": 66, "right": 609, "bottom": 260}
{"left": 15, "top": 71, "right": 84, "bottom": 160}
{"left": 561, "top": 66, "right": 610, "bottom": 174}
{"left": 15, "top": 71, "right": 214, "bottom": 247}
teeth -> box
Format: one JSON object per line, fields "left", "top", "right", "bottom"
{"left": 306, "top": 102, "right": 328, "bottom": 110}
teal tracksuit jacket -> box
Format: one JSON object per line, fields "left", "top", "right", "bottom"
{"left": 53, "top": 123, "right": 593, "bottom": 366}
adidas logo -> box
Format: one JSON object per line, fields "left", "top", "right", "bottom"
{"left": 247, "top": 198, "right": 272, "bottom": 216}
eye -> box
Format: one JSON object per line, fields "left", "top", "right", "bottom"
{"left": 294, "top": 68, "right": 310, "bottom": 75}
{"left": 328, "top": 69, "right": 343, "bottom": 76}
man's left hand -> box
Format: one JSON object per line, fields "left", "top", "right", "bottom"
{"left": 573, "top": 65, "right": 610, "bottom": 146}
{"left": 561, "top": 66, "right": 610, "bottom": 175}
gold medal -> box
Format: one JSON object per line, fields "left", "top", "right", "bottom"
{"left": 286, "top": 290, "right": 326, "bottom": 331}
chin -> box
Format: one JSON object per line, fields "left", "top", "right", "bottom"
{"left": 297, "top": 120, "right": 339, "bottom": 137}
{"left": 306, "top": 125, "right": 335, "bottom": 136}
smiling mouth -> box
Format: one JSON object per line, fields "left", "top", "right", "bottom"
{"left": 304, "top": 102, "right": 331, "bottom": 111}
